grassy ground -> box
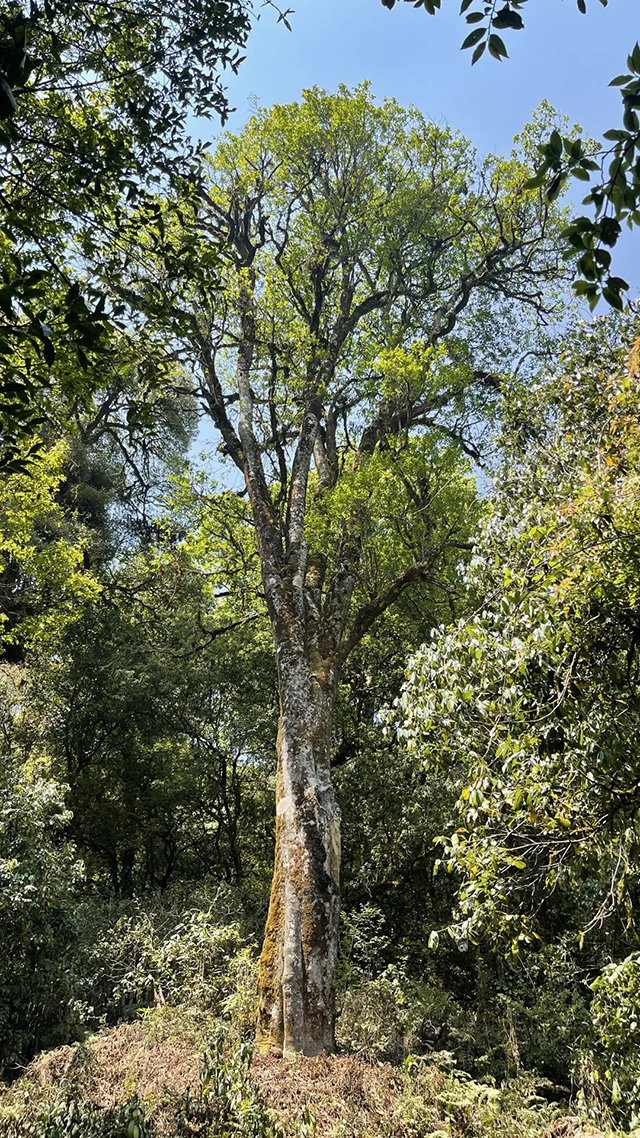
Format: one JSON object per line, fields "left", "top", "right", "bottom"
{"left": 0, "top": 1008, "right": 626, "bottom": 1138}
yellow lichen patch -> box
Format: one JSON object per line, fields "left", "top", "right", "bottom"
{"left": 256, "top": 815, "right": 286, "bottom": 1049}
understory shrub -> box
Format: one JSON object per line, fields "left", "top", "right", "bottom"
{"left": 335, "top": 908, "right": 599, "bottom": 1091}
{"left": 0, "top": 1096, "right": 149, "bottom": 1138}
{"left": 0, "top": 756, "right": 84, "bottom": 1069}
{"left": 576, "top": 952, "right": 640, "bottom": 1127}
{"left": 84, "top": 902, "right": 258, "bottom": 1032}
{"left": 337, "top": 965, "right": 466, "bottom": 1062}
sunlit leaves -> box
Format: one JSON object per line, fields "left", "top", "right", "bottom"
{"left": 0, "top": 442, "right": 101, "bottom": 653}
{"left": 396, "top": 317, "right": 640, "bottom": 950}
{"left": 0, "top": 0, "right": 251, "bottom": 471}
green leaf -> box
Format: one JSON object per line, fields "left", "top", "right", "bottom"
{"left": 522, "top": 172, "right": 546, "bottom": 190}
{"left": 488, "top": 33, "right": 508, "bottom": 59}
{"left": 573, "top": 279, "right": 596, "bottom": 295}
{"left": 461, "top": 26, "right": 486, "bottom": 49}
{"left": 546, "top": 172, "right": 566, "bottom": 203}
{"left": 548, "top": 130, "right": 563, "bottom": 158}
{"left": 602, "top": 285, "right": 624, "bottom": 310}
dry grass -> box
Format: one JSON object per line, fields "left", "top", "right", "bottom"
{"left": 0, "top": 1015, "right": 615, "bottom": 1138}
{"left": 252, "top": 1051, "right": 425, "bottom": 1137}
{"left": 2, "top": 1007, "right": 208, "bottom": 1123}
{"left": 25, "top": 1022, "right": 197, "bottom": 1108}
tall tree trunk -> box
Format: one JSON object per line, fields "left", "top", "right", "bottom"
{"left": 257, "top": 645, "right": 341, "bottom": 1056}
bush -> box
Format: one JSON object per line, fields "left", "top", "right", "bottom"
{"left": 337, "top": 963, "right": 474, "bottom": 1064}
{"left": 0, "top": 757, "right": 84, "bottom": 1068}
{"left": 174, "top": 1034, "right": 282, "bottom": 1138}
{"left": 84, "top": 903, "right": 258, "bottom": 1032}
{"left": 336, "top": 906, "right": 475, "bottom": 1064}
{"left": 577, "top": 952, "right": 640, "bottom": 1127}
{"left": 0, "top": 1095, "right": 149, "bottom": 1138}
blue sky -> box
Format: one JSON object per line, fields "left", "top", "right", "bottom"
{"left": 212, "top": 0, "right": 639, "bottom": 290}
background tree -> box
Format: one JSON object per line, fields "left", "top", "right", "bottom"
{"left": 0, "top": 0, "right": 251, "bottom": 471}
{"left": 397, "top": 313, "right": 640, "bottom": 954}
{"left": 0, "top": 442, "right": 100, "bottom": 1064}
{"left": 36, "top": 518, "right": 277, "bottom": 896}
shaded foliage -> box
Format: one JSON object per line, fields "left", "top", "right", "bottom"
{"left": 0, "top": 0, "right": 250, "bottom": 469}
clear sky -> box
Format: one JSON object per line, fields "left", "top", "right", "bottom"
{"left": 211, "top": 0, "right": 639, "bottom": 290}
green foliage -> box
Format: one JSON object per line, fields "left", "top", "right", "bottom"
{"left": 0, "top": 1095, "right": 150, "bottom": 1138}
{"left": 0, "top": 441, "right": 100, "bottom": 654}
{"left": 38, "top": 534, "right": 275, "bottom": 893}
{"left": 174, "top": 1035, "right": 282, "bottom": 1138}
{"left": 3, "top": 442, "right": 276, "bottom": 896}
{"left": 86, "top": 906, "right": 257, "bottom": 1030}
{"left": 379, "top": 0, "right": 606, "bottom": 53}
{"left": 0, "top": 74, "right": 626, "bottom": 1108}
{"left": 337, "top": 964, "right": 455, "bottom": 1062}
{"left": 0, "top": 0, "right": 250, "bottom": 469}
{"left": 111, "top": 85, "right": 567, "bottom": 719}
{"left": 398, "top": 315, "right": 640, "bottom": 954}
{"left": 524, "top": 47, "right": 640, "bottom": 311}
{"left": 579, "top": 953, "right": 640, "bottom": 1126}
{"left": 0, "top": 754, "right": 84, "bottom": 1067}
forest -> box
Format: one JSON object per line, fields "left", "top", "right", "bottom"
{"left": 1, "top": 1, "right": 640, "bottom": 1135}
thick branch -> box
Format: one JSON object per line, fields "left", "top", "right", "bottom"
{"left": 285, "top": 406, "right": 319, "bottom": 591}
{"left": 427, "top": 234, "right": 517, "bottom": 346}
{"left": 337, "top": 562, "right": 458, "bottom": 665}
{"left": 195, "top": 331, "right": 245, "bottom": 472}
{"left": 235, "top": 272, "right": 282, "bottom": 573}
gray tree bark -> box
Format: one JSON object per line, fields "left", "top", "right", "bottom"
{"left": 256, "top": 645, "right": 341, "bottom": 1055}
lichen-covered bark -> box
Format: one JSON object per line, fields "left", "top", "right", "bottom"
{"left": 257, "top": 650, "right": 341, "bottom": 1057}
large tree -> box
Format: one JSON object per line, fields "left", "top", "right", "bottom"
{"left": 110, "top": 84, "right": 567, "bottom": 1055}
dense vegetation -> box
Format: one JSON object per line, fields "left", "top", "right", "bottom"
{"left": 1, "top": 1, "right": 640, "bottom": 1135}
